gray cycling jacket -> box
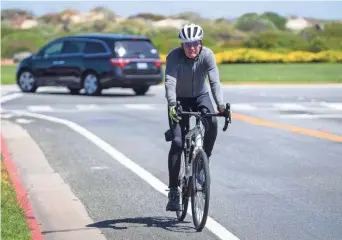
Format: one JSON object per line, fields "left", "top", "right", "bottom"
{"left": 164, "top": 46, "right": 224, "bottom": 107}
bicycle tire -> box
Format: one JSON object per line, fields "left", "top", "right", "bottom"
{"left": 191, "top": 148, "right": 210, "bottom": 231}
{"left": 176, "top": 151, "right": 190, "bottom": 221}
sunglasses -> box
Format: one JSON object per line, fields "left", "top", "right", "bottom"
{"left": 183, "top": 41, "right": 201, "bottom": 48}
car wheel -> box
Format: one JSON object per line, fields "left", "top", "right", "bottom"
{"left": 133, "top": 86, "right": 149, "bottom": 96}
{"left": 83, "top": 72, "right": 102, "bottom": 96}
{"left": 17, "top": 70, "right": 38, "bottom": 93}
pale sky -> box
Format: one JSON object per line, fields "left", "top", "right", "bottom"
{"left": 2, "top": 0, "right": 342, "bottom": 20}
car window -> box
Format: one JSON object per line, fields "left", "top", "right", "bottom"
{"left": 83, "top": 42, "right": 107, "bottom": 54}
{"left": 114, "top": 40, "right": 159, "bottom": 59}
{"left": 61, "top": 40, "right": 85, "bottom": 54}
{"left": 43, "top": 41, "right": 63, "bottom": 57}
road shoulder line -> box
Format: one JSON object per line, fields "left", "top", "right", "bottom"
{"left": 13, "top": 110, "right": 241, "bottom": 240}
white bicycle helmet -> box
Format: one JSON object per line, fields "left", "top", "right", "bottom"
{"left": 178, "top": 23, "right": 204, "bottom": 43}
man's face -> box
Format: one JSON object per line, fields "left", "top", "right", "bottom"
{"left": 182, "top": 41, "right": 201, "bottom": 59}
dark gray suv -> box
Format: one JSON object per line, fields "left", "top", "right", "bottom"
{"left": 16, "top": 33, "right": 164, "bottom": 96}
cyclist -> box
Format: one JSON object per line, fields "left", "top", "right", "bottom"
{"left": 165, "top": 23, "right": 226, "bottom": 211}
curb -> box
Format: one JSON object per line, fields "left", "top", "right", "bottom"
{"left": 1, "top": 134, "right": 44, "bottom": 240}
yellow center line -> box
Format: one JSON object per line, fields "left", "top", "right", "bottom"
{"left": 232, "top": 113, "right": 342, "bottom": 143}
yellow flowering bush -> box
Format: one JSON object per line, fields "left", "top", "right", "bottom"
{"left": 159, "top": 53, "right": 167, "bottom": 63}
{"left": 217, "top": 49, "right": 342, "bottom": 63}
{"left": 159, "top": 48, "right": 342, "bottom": 63}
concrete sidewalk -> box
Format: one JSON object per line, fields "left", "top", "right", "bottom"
{"left": 1, "top": 120, "right": 107, "bottom": 240}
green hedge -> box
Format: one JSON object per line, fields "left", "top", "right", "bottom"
{"left": 2, "top": 31, "right": 46, "bottom": 57}
{"left": 243, "top": 31, "right": 310, "bottom": 50}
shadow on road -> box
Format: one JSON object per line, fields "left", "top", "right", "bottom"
{"left": 33, "top": 91, "right": 156, "bottom": 98}
{"left": 86, "top": 216, "right": 196, "bottom": 233}
{"left": 41, "top": 227, "right": 93, "bottom": 235}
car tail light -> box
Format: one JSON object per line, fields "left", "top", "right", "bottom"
{"left": 154, "top": 60, "right": 163, "bottom": 67}
{"left": 110, "top": 58, "right": 130, "bottom": 68}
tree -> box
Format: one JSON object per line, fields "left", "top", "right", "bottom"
{"left": 260, "top": 12, "right": 287, "bottom": 30}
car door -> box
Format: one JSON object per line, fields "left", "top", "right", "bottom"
{"left": 54, "top": 39, "right": 86, "bottom": 88}
{"left": 31, "top": 40, "right": 65, "bottom": 86}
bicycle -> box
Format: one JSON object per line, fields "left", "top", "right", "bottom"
{"left": 164, "top": 101, "right": 232, "bottom": 231}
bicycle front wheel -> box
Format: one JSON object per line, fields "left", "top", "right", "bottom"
{"left": 191, "top": 148, "right": 210, "bottom": 231}
{"left": 176, "top": 151, "right": 189, "bottom": 221}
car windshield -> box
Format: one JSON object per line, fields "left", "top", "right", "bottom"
{"left": 114, "top": 40, "right": 159, "bottom": 59}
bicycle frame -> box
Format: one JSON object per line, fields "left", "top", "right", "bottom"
{"left": 183, "top": 116, "right": 205, "bottom": 179}
{"left": 173, "top": 101, "right": 232, "bottom": 229}
{"left": 177, "top": 102, "right": 232, "bottom": 181}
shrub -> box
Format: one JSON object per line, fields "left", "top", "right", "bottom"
{"left": 105, "top": 19, "right": 153, "bottom": 36}
{"left": 214, "top": 48, "right": 342, "bottom": 64}
{"left": 151, "top": 36, "right": 180, "bottom": 54}
{"left": 234, "top": 13, "right": 278, "bottom": 32}
{"left": 130, "top": 13, "right": 166, "bottom": 21}
{"left": 300, "top": 22, "right": 342, "bottom": 51}
{"left": 1, "top": 25, "right": 16, "bottom": 39}
{"left": 260, "top": 12, "right": 287, "bottom": 30}
{"left": 1, "top": 31, "right": 46, "bottom": 58}
{"left": 243, "top": 31, "right": 310, "bottom": 51}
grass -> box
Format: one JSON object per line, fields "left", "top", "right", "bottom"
{"left": 217, "top": 63, "right": 342, "bottom": 84}
{"left": 1, "top": 63, "right": 342, "bottom": 85}
{"left": 1, "top": 155, "right": 31, "bottom": 240}
{"left": 1, "top": 65, "right": 17, "bottom": 85}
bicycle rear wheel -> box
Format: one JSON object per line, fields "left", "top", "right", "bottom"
{"left": 176, "top": 151, "right": 190, "bottom": 221}
{"left": 191, "top": 148, "right": 210, "bottom": 231}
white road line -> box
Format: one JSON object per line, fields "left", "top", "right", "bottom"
{"left": 1, "top": 113, "right": 15, "bottom": 119}
{"left": 0, "top": 85, "right": 20, "bottom": 93}
{"left": 0, "top": 93, "right": 23, "bottom": 103}
{"left": 279, "top": 114, "right": 315, "bottom": 119}
{"left": 280, "top": 114, "right": 342, "bottom": 119}
{"left": 232, "top": 103, "right": 257, "bottom": 111}
{"left": 27, "top": 105, "right": 54, "bottom": 112}
{"left": 90, "top": 166, "right": 108, "bottom": 170}
{"left": 124, "top": 104, "right": 156, "bottom": 110}
{"left": 320, "top": 102, "right": 342, "bottom": 110}
{"left": 15, "top": 118, "right": 34, "bottom": 124}
{"left": 76, "top": 104, "right": 99, "bottom": 111}
{"left": 13, "top": 110, "right": 240, "bottom": 240}
{"left": 272, "top": 103, "right": 306, "bottom": 111}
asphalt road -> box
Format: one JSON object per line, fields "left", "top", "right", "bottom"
{"left": 1, "top": 84, "right": 342, "bottom": 240}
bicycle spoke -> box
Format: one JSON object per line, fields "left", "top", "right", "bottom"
{"left": 194, "top": 162, "right": 206, "bottom": 220}
{"left": 173, "top": 102, "right": 231, "bottom": 231}
{"left": 191, "top": 149, "right": 210, "bottom": 231}
{"left": 195, "top": 191, "right": 204, "bottom": 220}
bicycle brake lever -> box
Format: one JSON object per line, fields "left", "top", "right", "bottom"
{"left": 176, "top": 101, "right": 182, "bottom": 115}
{"left": 222, "top": 103, "right": 231, "bottom": 131}
{"left": 223, "top": 117, "right": 229, "bottom": 131}
{"left": 227, "top": 103, "right": 232, "bottom": 124}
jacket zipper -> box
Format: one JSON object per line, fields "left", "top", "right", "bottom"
{"left": 192, "top": 62, "right": 195, "bottom": 96}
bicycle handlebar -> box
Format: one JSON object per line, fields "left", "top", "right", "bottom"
{"left": 175, "top": 101, "right": 232, "bottom": 131}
